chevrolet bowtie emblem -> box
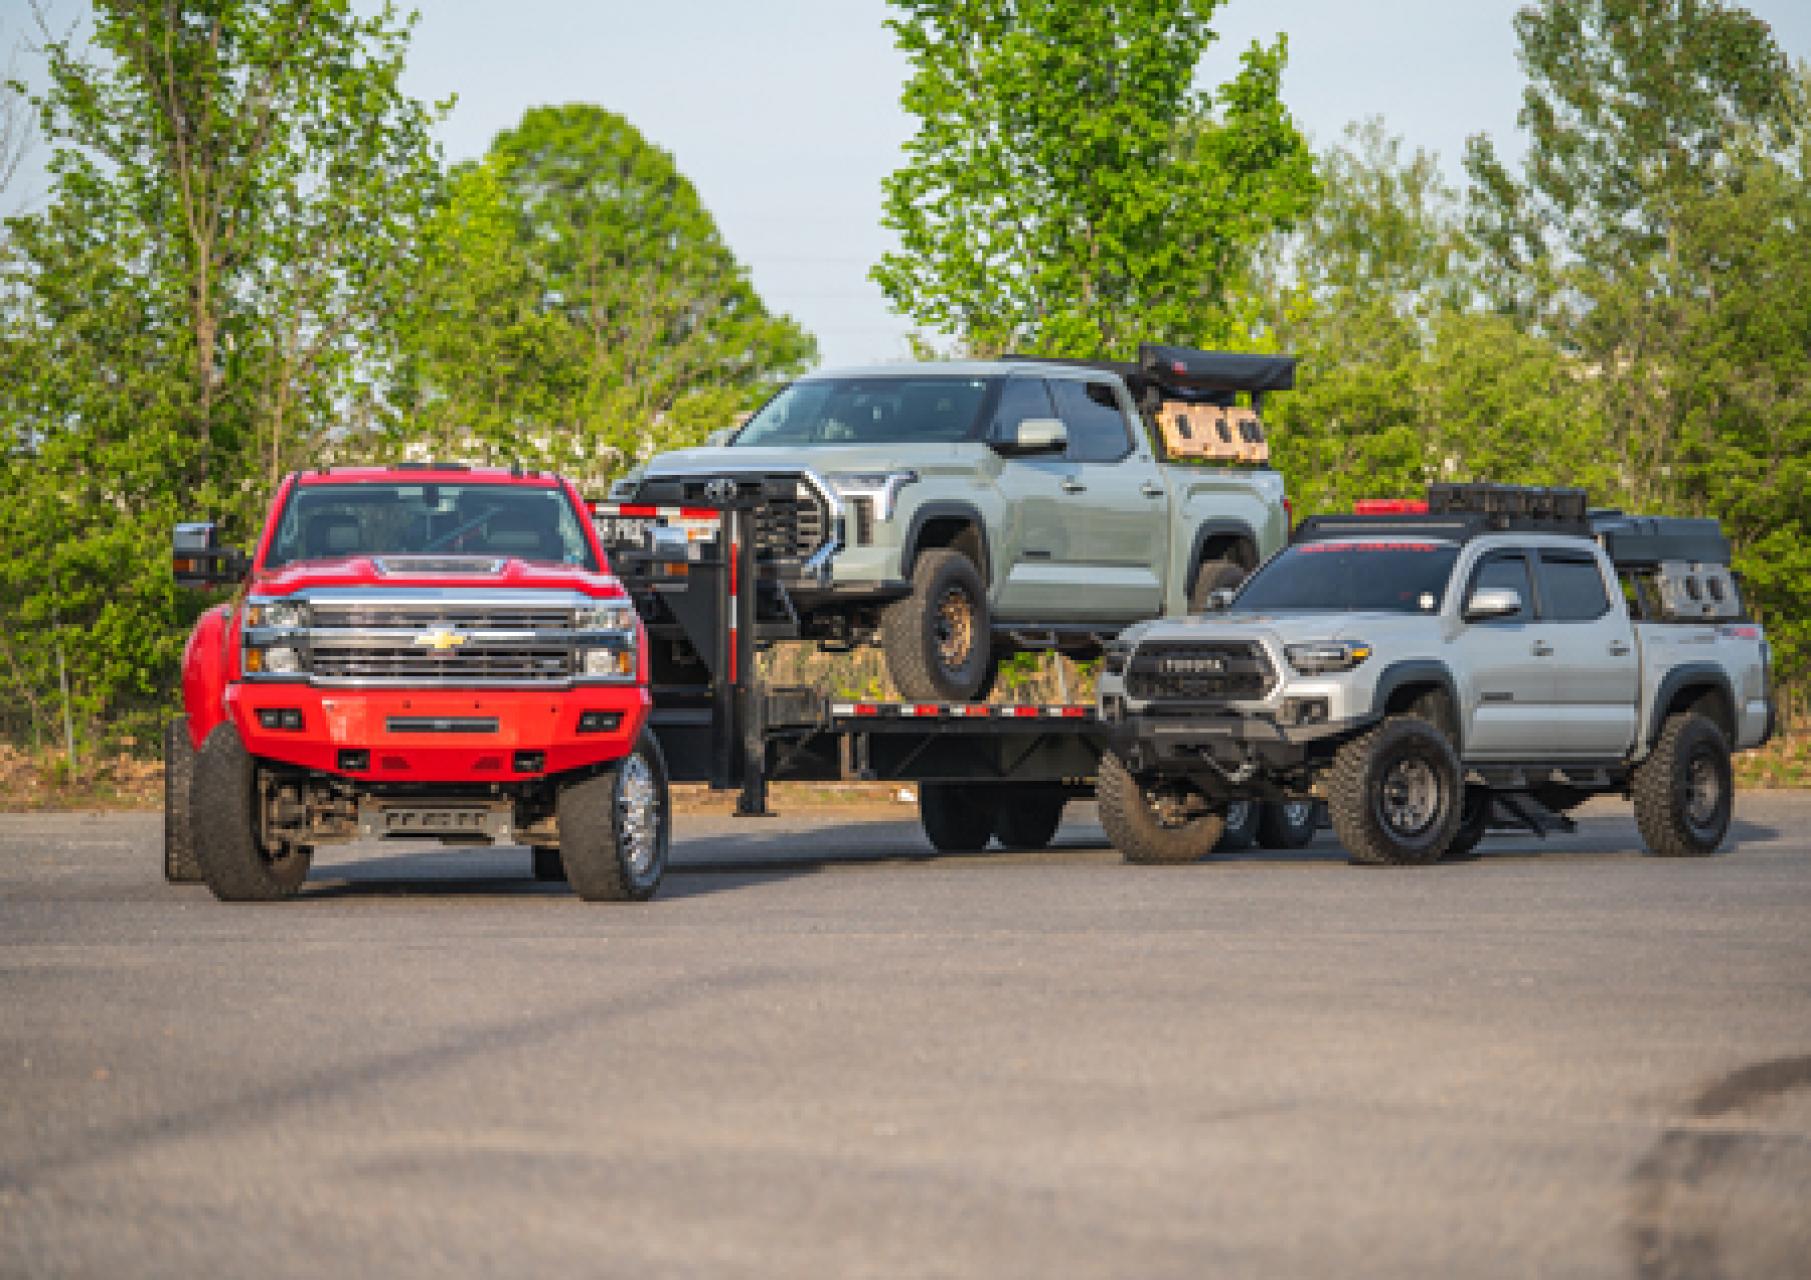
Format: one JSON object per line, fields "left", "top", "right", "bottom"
{"left": 413, "top": 626, "right": 467, "bottom": 653}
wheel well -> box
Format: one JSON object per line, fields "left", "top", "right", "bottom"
{"left": 1199, "top": 533, "right": 1257, "bottom": 572}
{"left": 1668, "top": 682, "right": 1735, "bottom": 740}
{"left": 914, "top": 516, "right": 987, "bottom": 583}
{"left": 1386, "top": 681, "right": 1459, "bottom": 743}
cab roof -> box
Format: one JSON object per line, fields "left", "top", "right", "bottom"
{"left": 296, "top": 465, "right": 561, "bottom": 487}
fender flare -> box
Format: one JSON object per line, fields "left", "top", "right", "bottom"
{"left": 1372, "top": 658, "right": 1464, "bottom": 752}
{"left": 179, "top": 604, "right": 234, "bottom": 749}
{"left": 1647, "top": 662, "right": 1737, "bottom": 747}
{"left": 902, "top": 500, "right": 993, "bottom": 584}
{"left": 1186, "top": 519, "right": 1261, "bottom": 579}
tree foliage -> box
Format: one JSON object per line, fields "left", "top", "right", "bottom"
{"left": 874, "top": 0, "right": 1315, "bottom": 358}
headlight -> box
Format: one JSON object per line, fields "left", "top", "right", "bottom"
{"left": 245, "top": 598, "right": 308, "bottom": 629}
{"left": 575, "top": 601, "right": 638, "bottom": 680}
{"left": 245, "top": 645, "right": 304, "bottom": 675}
{"left": 1102, "top": 641, "right": 1132, "bottom": 677}
{"left": 1285, "top": 641, "right": 1372, "bottom": 674}
{"left": 575, "top": 603, "right": 639, "bottom": 632}
{"left": 823, "top": 470, "right": 918, "bottom": 521}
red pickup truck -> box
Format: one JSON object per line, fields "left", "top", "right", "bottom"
{"left": 166, "top": 464, "right": 667, "bottom": 902}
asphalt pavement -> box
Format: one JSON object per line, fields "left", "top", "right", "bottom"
{"left": 3, "top": 793, "right": 1809, "bottom": 1278}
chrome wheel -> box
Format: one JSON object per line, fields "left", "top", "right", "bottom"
{"left": 1281, "top": 800, "right": 1314, "bottom": 826}
{"left": 1378, "top": 756, "right": 1440, "bottom": 837}
{"left": 618, "top": 752, "right": 661, "bottom": 877}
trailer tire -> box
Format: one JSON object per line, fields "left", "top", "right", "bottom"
{"left": 1633, "top": 711, "right": 1732, "bottom": 858}
{"left": 1256, "top": 799, "right": 1317, "bottom": 850}
{"left": 1215, "top": 799, "right": 1260, "bottom": 851}
{"left": 1326, "top": 716, "right": 1463, "bottom": 866}
{"left": 882, "top": 548, "right": 997, "bottom": 701}
{"left": 192, "top": 723, "right": 311, "bottom": 901}
{"left": 163, "top": 716, "right": 203, "bottom": 883}
{"left": 919, "top": 782, "right": 995, "bottom": 852}
{"left": 557, "top": 733, "right": 670, "bottom": 901}
{"left": 531, "top": 845, "right": 566, "bottom": 882}
{"left": 992, "top": 786, "right": 1067, "bottom": 850}
{"left": 1098, "top": 752, "right": 1226, "bottom": 865}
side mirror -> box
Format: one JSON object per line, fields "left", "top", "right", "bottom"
{"left": 992, "top": 416, "right": 1068, "bottom": 457}
{"left": 173, "top": 522, "right": 249, "bottom": 589}
{"left": 1463, "top": 586, "right": 1523, "bottom": 621}
{"left": 1206, "top": 588, "right": 1237, "bottom": 611}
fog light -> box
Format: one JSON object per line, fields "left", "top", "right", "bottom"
{"left": 513, "top": 750, "right": 545, "bottom": 774}
{"left": 577, "top": 711, "right": 621, "bottom": 734}
{"left": 338, "top": 749, "right": 370, "bottom": 771}
{"left": 1284, "top": 697, "right": 1330, "bottom": 725}
{"left": 256, "top": 708, "right": 304, "bottom": 731}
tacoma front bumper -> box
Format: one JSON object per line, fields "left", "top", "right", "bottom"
{"left": 1103, "top": 703, "right": 1372, "bottom": 796}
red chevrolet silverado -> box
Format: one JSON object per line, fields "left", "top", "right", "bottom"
{"left": 166, "top": 463, "right": 667, "bottom": 902}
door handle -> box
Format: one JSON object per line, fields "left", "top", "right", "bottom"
{"left": 1060, "top": 478, "right": 1087, "bottom": 494}
{"left": 1531, "top": 640, "right": 1554, "bottom": 657}
{"left": 1609, "top": 641, "right": 1632, "bottom": 656}
{"left": 1140, "top": 482, "right": 1165, "bottom": 498}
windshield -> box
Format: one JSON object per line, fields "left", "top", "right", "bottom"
{"left": 1232, "top": 541, "right": 1461, "bottom": 613}
{"left": 264, "top": 483, "right": 598, "bottom": 570}
{"left": 734, "top": 376, "right": 997, "bottom": 447}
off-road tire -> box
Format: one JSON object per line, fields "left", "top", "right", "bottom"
{"left": 1443, "top": 787, "right": 1494, "bottom": 861}
{"left": 531, "top": 845, "right": 566, "bottom": 882}
{"left": 1256, "top": 799, "right": 1318, "bottom": 850}
{"left": 882, "top": 548, "right": 997, "bottom": 702}
{"left": 163, "top": 716, "right": 202, "bottom": 883}
{"left": 192, "top": 723, "right": 312, "bottom": 901}
{"left": 1632, "top": 712, "right": 1732, "bottom": 858}
{"left": 1098, "top": 752, "right": 1227, "bottom": 865}
{"left": 1188, "top": 559, "right": 1247, "bottom": 613}
{"left": 557, "top": 733, "right": 670, "bottom": 901}
{"left": 919, "top": 782, "right": 995, "bottom": 852}
{"left": 992, "top": 786, "right": 1067, "bottom": 850}
{"left": 1215, "top": 799, "right": 1260, "bottom": 852}
{"left": 1326, "top": 716, "right": 1464, "bottom": 866}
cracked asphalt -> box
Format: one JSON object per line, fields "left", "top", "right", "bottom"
{"left": 3, "top": 793, "right": 1809, "bottom": 1278}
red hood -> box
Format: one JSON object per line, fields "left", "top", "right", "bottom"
{"left": 250, "top": 556, "right": 627, "bottom": 599}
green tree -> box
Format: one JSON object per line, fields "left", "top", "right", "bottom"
{"left": 405, "top": 104, "right": 815, "bottom": 486}
{"left": 873, "top": 0, "right": 1315, "bottom": 358}
{"left": 0, "top": 0, "right": 442, "bottom": 745}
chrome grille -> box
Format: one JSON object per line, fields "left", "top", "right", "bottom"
{"left": 1125, "top": 640, "right": 1275, "bottom": 702}
{"left": 312, "top": 603, "right": 574, "bottom": 630}
{"left": 312, "top": 645, "right": 572, "bottom": 682}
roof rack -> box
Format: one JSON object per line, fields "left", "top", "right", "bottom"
{"left": 1000, "top": 344, "right": 1298, "bottom": 412}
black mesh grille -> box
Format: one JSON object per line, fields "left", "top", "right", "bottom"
{"left": 754, "top": 481, "right": 828, "bottom": 563}
{"left": 1125, "top": 640, "right": 1274, "bottom": 702}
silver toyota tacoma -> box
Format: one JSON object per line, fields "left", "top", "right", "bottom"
{"left": 603, "top": 347, "right": 1295, "bottom": 701}
{"left": 1096, "top": 485, "right": 1775, "bottom": 866}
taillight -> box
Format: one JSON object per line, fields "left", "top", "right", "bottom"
{"left": 1282, "top": 496, "right": 1294, "bottom": 529}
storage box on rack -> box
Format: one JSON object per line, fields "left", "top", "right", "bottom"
{"left": 1155, "top": 401, "right": 1268, "bottom": 463}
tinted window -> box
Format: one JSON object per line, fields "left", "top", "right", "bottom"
{"left": 1538, "top": 552, "right": 1611, "bottom": 621}
{"left": 1049, "top": 379, "right": 1133, "bottom": 463}
{"left": 265, "top": 484, "right": 597, "bottom": 569}
{"left": 1233, "top": 541, "right": 1461, "bottom": 613}
{"left": 1467, "top": 552, "right": 1534, "bottom": 622}
{"left": 735, "top": 377, "right": 996, "bottom": 447}
{"left": 991, "top": 377, "right": 1055, "bottom": 437}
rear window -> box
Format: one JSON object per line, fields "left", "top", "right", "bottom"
{"left": 1233, "top": 541, "right": 1461, "bottom": 613}
{"left": 1537, "top": 552, "right": 1612, "bottom": 621}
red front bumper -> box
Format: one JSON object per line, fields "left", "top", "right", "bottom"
{"left": 225, "top": 683, "right": 650, "bottom": 783}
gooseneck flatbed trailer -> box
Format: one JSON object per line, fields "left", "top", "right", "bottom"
{"left": 595, "top": 483, "right": 1119, "bottom": 851}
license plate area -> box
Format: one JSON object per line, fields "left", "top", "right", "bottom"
{"left": 597, "top": 516, "right": 656, "bottom": 549}
{"left": 356, "top": 799, "right": 515, "bottom": 843}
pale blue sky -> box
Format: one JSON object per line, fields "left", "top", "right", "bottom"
{"left": 11, "top": 1, "right": 1811, "bottom": 367}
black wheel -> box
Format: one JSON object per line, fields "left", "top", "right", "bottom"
{"left": 1632, "top": 712, "right": 1732, "bottom": 857}
{"left": 557, "top": 732, "right": 670, "bottom": 901}
{"left": 1189, "top": 559, "right": 1246, "bottom": 613}
{"left": 192, "top": 723, "right": 312, "bottom": 901}
{"left": 1444, "top": 787, "right": 1494, "bottom": 860}
{"left": 1256, "top": 798, "right": 1318, "bottom": 850}
{"left": 1215, "top": 798, "right": 1260, "bottom": 852}
{"left": 919, "top": 782, "right": 994, "bottom": 852}
{"left": 531, "top": 845, "right": 566, "bottom": 882}
{"left": 992, "top": 785, "right": 1067, "bottom": 850}
{"left": 1326, "top": 716, "right": 1464, "bottom": 866}
{"left": 163, "top": 716, "right": 202, "bottom": 883}
{"left": 1097, "top": 752, "right": 1226, "bottom": 865}
{"left": 882, "top": 547, "right": 997, "bottom": 701}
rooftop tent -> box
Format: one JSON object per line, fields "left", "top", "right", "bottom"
{"left": 1139, "top": 345, "right": 1297, "bottom": 394}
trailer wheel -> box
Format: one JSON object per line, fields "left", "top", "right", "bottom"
{"left": 919, "top": 782, "right": 995, "bottom": 852}
{"left": 1256, "top": 799, "right": 1317, "bottom": 850}
{"left": 1215, "top": 798, "right": 1260, "bottom": 852}
{"left": 992, "top": 786, "right": 1067, "bottom": 850}
{"left": 192, "top": 723, "right": 312, "bottom": 901}
{"left": 557, "top": 733, "right": 670, "bottom": 901}
{"left": 163, "top": 716, "right": 203, "bottom": 883}
{"left": 1326, "top": 716, "right": 1463, "bottom": 866}
{"left": 1632, "top": 711, "right": 1732, "bottom": 858}
{"left": 1098, "top": 752, "right": 1226, "bottom": 865}
{"left": 882, "top": 548, "right": 997, "bottom": 701}
{"left": 530, "top": 846, "right": 566, "bottom": 882}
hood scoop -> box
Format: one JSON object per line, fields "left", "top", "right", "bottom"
{"left": 372, "top": 555, "right": 507, "bottom": 576}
